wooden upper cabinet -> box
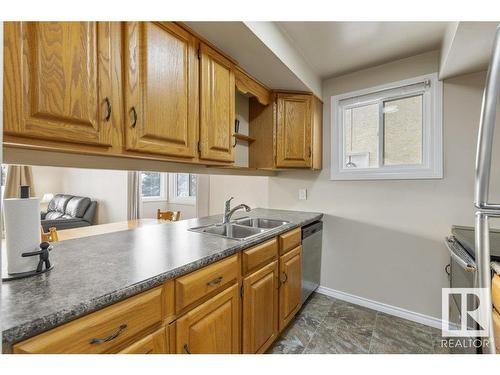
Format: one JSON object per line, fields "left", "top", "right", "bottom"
{"left": 175, "top": 284, "right": 240, "bottom": 354}
{"left": 276, "top": 93, "right": 313, "bottom": 168}
{"left": 242, "top": 260, "right": 279, "bottom": 354}
{"left": 199, "top": 43, "right": 235, "bottom": 163}
{"left": 279, "top": 245, "right": 303, "bottom": 332}
{"left": 124, "top": 22, "right": 198, "bottom": 158}
{"left": 4, "top": 22, "right": 113, "bottom": 146}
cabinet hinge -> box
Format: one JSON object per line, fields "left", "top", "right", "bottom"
{"left": 240, "top": 285, "right": 244, "bottom": 298}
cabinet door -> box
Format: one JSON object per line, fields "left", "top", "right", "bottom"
{"left": 279, "top": 245, "right": 303, "bottom": 331}
{"left": 175, "top": 284, "right": 240, "bottom": 354}
{"left": 124, "top": 22, "right": 198, "bottom": 158}
{"left": 276, "top": 93, "right": 312, "bottom": 168}
{"left": 242, "top": 260, "right": 279, "bottom": 354}
{"left": 199, "top": 43, "right": 235, "bottom": 162}
{"left": 4, "top": 22, "right": 113, "bottom": 146}
{"left": 119, "top": 328, "right": 168, "bottom": 354}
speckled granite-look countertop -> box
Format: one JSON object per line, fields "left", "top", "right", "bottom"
{"left": 1, "top": 208, "right": 322, "bottom": 350}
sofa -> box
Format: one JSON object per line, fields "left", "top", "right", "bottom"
{"left": 40, "top": 194, "right": 97, "bottom": 231}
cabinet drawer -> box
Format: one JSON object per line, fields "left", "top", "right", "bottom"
{"left": 119, "top": 327, "right": 168, "bottom": 354}
{"left": 242, "top": 238, "right": 278, "bottom": 275}
{"left": 493, "top": 274, "right": 500, "bottom": 312}
{"left": 175, "top": 255, "right": 239, "bottom": 312}
{"left": 14, "top": 286, "right": 164, "bottom": 354}
{"left": 279, "top": 228, "right": 301, "bottom": 255}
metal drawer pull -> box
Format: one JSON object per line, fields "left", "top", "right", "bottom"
{"left": 281, "top": 272, "right": 288, "bottom": 284}
{"left": 89, "top": 324, "right": 127, "bottom": 345}
{"left": 183, "top": 344, "right": 191, "bottom": 354}
{"left": 206, "top": 276, "right": 223, "bottom": 286}
{"left": 130, "top": 107, "right": 138, "bottom": 128}
{"left": 104, "top": 97, "right": 112, "bottom": 121}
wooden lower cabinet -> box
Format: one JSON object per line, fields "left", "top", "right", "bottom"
{"left": 279, "top": 245, "right": 303, "bottom": 332}
{"left": 13, "top": 286, "right": 164, "bottom": 354}
{"left": 119, "top": 327, "right": 168, "bottom": 354}
{"left": 175, "top": 284, "right": 240, "bottom": 354}
{"left": 12, "top": 229, "right": 305, "bottom": 354}
{"left": 242, "top": 260, "right": 279, "bottom": 353}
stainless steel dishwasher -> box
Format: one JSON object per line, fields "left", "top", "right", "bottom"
{"left": 301, "top": 221, "right": 323, "bottom": 303}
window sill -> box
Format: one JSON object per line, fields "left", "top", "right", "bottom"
{"left": 168, "top": 198, "right": 196, "bottom": 206}
{"left": 331, "top": 167, "right": 443, "bottom": 181}
{"left": 141, "top": 198, "right": 167, "bottom": 203}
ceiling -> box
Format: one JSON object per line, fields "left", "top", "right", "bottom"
{"left": 275, "top": 22, "right": 449, "bottom": 79}
{"left": 186, "top": 21, "right": 498, "bottom": 96}
{"left": 185, "top": 22, "right": 310, "bottom": 92}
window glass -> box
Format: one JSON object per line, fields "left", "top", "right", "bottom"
{"left": 141, "top": 172, "right": 161, "bottom": 198}
{"left": 331, "top": 74, "right": 442, "bottom": 180}
{"left": 383, "top": 95, "right": 423, "bottom": 166}
{"left": 174, "top": 173, "right": 197, "bottom": 199}
{"left": 189, "top": 174, "right": 197, "bottom": 197}
{"left": 176, "top": 174, "right": 189, "bottom": 197}
{"left": 344, "top": 104, "right": 379, "bottom": 168}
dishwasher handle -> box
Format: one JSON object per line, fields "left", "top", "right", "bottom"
{"left": 445, "top": 236, "right": 477, "bottom": 272}
{"left": 302, "top": 221, "right": 323, "bottom": 240}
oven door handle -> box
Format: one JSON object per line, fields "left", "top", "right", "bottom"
{"left": 445, "top": 237, "right": 477, "bottom": 273}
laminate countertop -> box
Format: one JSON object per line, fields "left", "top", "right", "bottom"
{"left": 1, "top": 208, "right": 322, "bottom": 350}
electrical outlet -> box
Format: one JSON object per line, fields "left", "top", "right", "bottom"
{"left": 298, "top": 188, "right": 307, "bottom": 200}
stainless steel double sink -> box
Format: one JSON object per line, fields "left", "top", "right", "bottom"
{"left": 189, "top": 217, "right": 290, "bottom": 240}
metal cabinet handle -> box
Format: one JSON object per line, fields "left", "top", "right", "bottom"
{"left": 445, "top": 264, "right": 451, "bottom": 276}
{"left": 130, "top": 107, "right": 138, "bottom": 128}
{"left": 104, "top": 97, "right": 112, "bottom": 121}
{"left": 207, "top": 276, "right": 223, "bottom": 286}
{"left": 89, "top": 324, "right": 127, "bottom": 345}
{"left": 308, "top": 146, "right": 312, "bottom": 158}
{"left": 280, "top": 272, "right": 288, "bottom": 284}
{"left": 183, "top": 344, "right": 191, "bottom": 354}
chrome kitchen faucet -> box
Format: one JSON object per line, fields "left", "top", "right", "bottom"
{"left": 222, "top": 197, "right": 251, "bottom": 224}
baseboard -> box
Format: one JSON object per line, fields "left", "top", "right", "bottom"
{"left": 316, "top": 286, "right": 443, "bottom": 330}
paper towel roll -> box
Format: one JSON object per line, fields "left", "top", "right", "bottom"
{"left": 4, "top": 198, "right": 41, "bottom": 274}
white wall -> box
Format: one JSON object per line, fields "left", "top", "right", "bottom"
{"left": 266, "top": 50, "right": 500, "bottom": 319}
{"left": 31, "top": 167, "right": 206, "bottom": 223}
{"left": 208, "top": 175, "right": 269, "bottom": 215}
{"left": 60, "top": 168, "right": 128, "bottom": 224}
{"left": 31, "top": 166, "right": 64, "bottom": 200}
{"left": 142, "top": 200, "right": 197, "bottom": 220}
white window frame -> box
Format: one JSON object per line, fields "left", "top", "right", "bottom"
{"left": 140, "top": 172, "right": 167, "bottom": 202}
{"left": 331, "top": 73, "right": 443, "bottom": 181}
{"left": 168, "top": 173, "right": 196, "bottom": 206}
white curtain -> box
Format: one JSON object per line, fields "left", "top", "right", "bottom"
{"left": 4, "top": 165, "right": 35, "bottom": 199}
{"left": 127, "top": 171, "right": 141, "bottom": 220}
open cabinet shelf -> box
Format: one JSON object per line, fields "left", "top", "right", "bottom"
{"left": 233, "top": 133, "right": 256, "bottom": 143}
